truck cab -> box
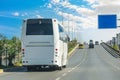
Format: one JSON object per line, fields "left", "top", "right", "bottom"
{"left": 89, "top": 40, "right": 94, "bottom": 48}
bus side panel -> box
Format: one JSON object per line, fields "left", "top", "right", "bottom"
{"left": 62, "top": 42, "right": 68, "bottom": 66}
{"left": 52, "top": 20, "right": 62, "bottom": 67}
{"left": 59, "top": 40, "right": 64, "bottom": 66}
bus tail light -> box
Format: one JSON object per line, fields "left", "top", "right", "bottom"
{"left": 55, "top": 49, "right": 58, "bottom": 54}
{"left": 22, "top": 49, "right": 24, "bottom": 51}
{"left": 22, "top": 49, "right": 25, "bottom": 57}
{"left": 55, "top": 49, "right": 58, "bottom": 51}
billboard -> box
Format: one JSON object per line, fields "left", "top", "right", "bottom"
{"left": 98, "top": 15, "right": 117, "bottom": 29}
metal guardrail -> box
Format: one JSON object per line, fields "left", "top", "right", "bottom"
{"left": 101, "top": 42, "right": 120, "bottom": 58}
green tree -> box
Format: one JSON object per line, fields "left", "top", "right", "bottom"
{"left": 0, "top": 34, "right": 7, "bottom": 66}
{"left": 0, "top": 40, "right": 4, "bottom": 66}
{"left": 7, "top": 37, "right": 21, "bottom": 66}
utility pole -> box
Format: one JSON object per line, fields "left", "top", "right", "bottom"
{"left": 68, "top": 14, "right": 69, "bottom": 36}
{"left": 62, "top": 11, "right": 63, "bottom": 25}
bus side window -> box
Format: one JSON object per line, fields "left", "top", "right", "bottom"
{"left": 58, "top": 24, "right": 64, "bottom": 32}
{"left": 58, "top": 24, "right": 67, "bottom": 42}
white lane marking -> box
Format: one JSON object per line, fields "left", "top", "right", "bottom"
{"left": 55, "top": 77, "right": 61, "bottom": 80}
{"left": 68, "top": 70, "right": 72, "bottom": 73}
{"left": 55, "top": 51, "right": 87, "bottom": 80}
{"left": 62, "top": 73, "right": 67, "bottom": 76}
{"left": 72, "top": 67, "right": 75, "bottom": 70}
{"left": 67, "top": 51, "right": 87, "bottom": 74}
{"left": 69, "top": 52, "right": 87, "bottom": 72}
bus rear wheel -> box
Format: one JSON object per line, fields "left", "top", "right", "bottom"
{"left": 58, "top": 66, "right": 62, "bottom": 70}
{"left": 62, "top": 65, "right": 66, "bottom": 68}
{"left": 27, "top": 66, "right": 32, "bottom": 71}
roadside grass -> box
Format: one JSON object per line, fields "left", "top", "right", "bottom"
{"left": 68, "top": 40, "right": 77, "bottom": 53}
{"left": 112, "top": 45, "right": 119, "bottom": 51}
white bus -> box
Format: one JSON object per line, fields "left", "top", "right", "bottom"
{"left": 21, "top": 18, "right": 68, "bottom": 70}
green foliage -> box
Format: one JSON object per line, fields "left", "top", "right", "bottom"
{"left": 0, "top": 34, "right": 21, "bottom": 67}
{"left": 0, "top": 34, "right": 7, "bottom": 66}
{"left": 68, "top": 39, "right": 77, "bottom": 53}
{"left": 112, "top": 45, "right": 119, "bottom": 51}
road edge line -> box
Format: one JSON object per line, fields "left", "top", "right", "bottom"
{"left": 68, "top": 44, "right": 79, "bottom": 57}
{"left": 0, "top": 69, "right": 3, "bottom": 73}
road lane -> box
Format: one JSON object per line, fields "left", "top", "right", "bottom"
{"left": 1, "top": 45, "right": 120, "bottom": 80}
{"left": 60, "top": 45, "right": 120, "bottom": 80}
{"left": 0, "top": 48, "right": 86, "bottom": 80}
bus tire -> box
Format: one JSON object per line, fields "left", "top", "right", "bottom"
{"left": 27, "top": 66, "right": 32, "bottom": 71}
{"left": 58, "top": 66, "right": 62, "bottom": 70}
{"left": 49, "top": 66, "right": 55, "bottom": 70}
{"left": 62, "top": 65, "right": 66, "bottom": 68}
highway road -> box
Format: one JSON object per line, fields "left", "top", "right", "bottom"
{"left": 1, "top": 45, "right": 120, "bottom": 80}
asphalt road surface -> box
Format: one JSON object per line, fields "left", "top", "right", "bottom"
{"left": 1, "top": 45, "right": 120, "bottom": 80}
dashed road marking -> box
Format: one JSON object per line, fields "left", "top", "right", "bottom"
{"left": 55, "top": 50, "right": 87, "bottom": 80}
{"left": 62, "top": 73, "right": 67, "bottom": 76}
{"left": 68, "top": 70, "right": 72, "bottom": 73}
{"left": 55, "top": 77, "right": 61, "bottom": 80}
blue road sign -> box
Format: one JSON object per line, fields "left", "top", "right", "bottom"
{"left": 98, "top": 15, "right": 117, "bottom": 29}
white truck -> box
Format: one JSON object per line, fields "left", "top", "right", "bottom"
{"left": 21, "top": 18, "right": 68, "bottom": 70}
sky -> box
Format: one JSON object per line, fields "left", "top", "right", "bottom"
{"left": 0, "top": 0, "right": 120, "bottom": 43}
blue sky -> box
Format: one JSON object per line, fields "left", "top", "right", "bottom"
{"left": 0, "top": 0, "right": 47, "bottom": 38}
{"left": 0, "top": 0, "right": 89, "bottom": 38}
{"left": 0, "top": 0, "right": 120, "bottom": 42}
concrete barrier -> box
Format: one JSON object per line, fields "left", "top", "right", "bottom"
{"left": 0, "top": 69, "right": 3, "bottom": 73}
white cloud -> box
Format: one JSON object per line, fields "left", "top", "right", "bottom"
{"left": 50, "top": 0, "right": 120, "bottom": 42}
{"left": 84, "top": 0, "right": 98, "bottom": 5}
{"left": 55, "top": 0, "right": 120, "bottom": 29}
{"left": 76, "top": 7, "right": 96, "bottom": 16}
{"left": 52, "top": 0, "right": 97, "bottom": 29}
{"left": 92, "top": 0, "right": 120, "bottom": 8}
{"left": 60, "top": 1, "right": 77, "bottom": 9}
{"left": 98, "top": 0, "right": 120, "bottom": 6}
{"left": 12, "top": 12, "right": 20, "bottom": 16}
{"left": 57, "top": 9, "right": 97, "bottom": 29}
{"left": 51, "top": 0, "right": 60, "bottom": 4}
{"left": 36, "top": 15, "right": 42, "bottom": 18}
{"left": 47, "top": 3, "right": 52, "bottom": 8}
{"left": 96, "top": 5, "right": 120, "bottom": 14}
{"left": 57, "top": 1, "right": 96, "bottom": 16}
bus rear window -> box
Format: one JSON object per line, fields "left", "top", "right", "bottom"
{"left": 26, "top": 19, "right": 53, "bottom": 35}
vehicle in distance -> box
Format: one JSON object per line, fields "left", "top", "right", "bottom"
{"left": 79, "top": 44, "right": 84, "bottom": 49}
{"left": 89, "top": 40, "right": 94, "bottom": 48}
{"left": 95, "top": 41, "right": 99, "bottom": 45}
{"left": 21, "top": 18, "right": 68, "bottom": 70}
